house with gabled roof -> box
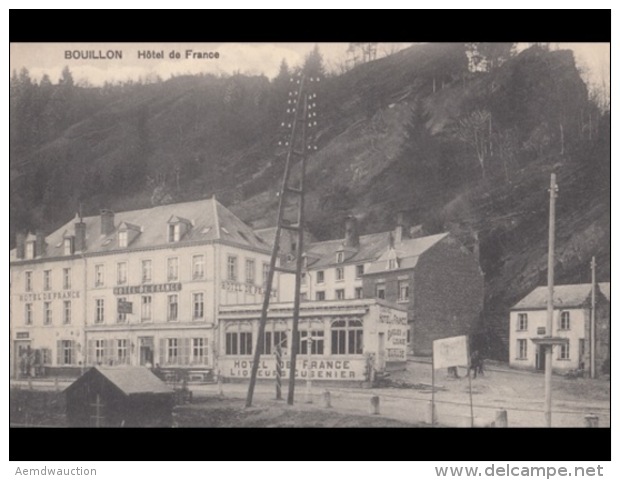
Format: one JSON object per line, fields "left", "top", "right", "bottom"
{"left": 278, "top": 213, "right": 484, "bottom": 357}
{"left": 510, "top": 282, "right": 610, "bottom": 375}
{"left": 10, "top": 196, "right": 279, "bottom": 378}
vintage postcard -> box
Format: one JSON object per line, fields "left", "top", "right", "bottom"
{"left": 9, "top": 41, "right": 610, "bottom": 430}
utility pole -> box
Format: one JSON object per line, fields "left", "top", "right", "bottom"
{"left": 590, "top": 256, "right": 596, "bottom": 379}
{"left": 544, "top": 173, "right": 558, "bottom": 428}
{"left": 245, "top": 73, "right": 319, "bottom": 407}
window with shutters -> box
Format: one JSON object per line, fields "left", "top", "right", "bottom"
{"left": 192, "top": 255, "right": 204, "bottom": 280}
{"left": 356, "top": 264, "right": 364, "bottom": 278}
{"left": 193, "top": 292, "right": 204, "bottom": 319}
{"left": 517, "top": 313, "right": 528, "bottom": 331}
{"left": 95, "top": 299, "right": 105, "bottom": 324}
{"left": 25, "top": 303, "right": 33, "bottom": 325}
{"left": 95, "top": 264, "right": 105, "bottom": 287}
{"left": 227, "top": 256, "right": 237, "bottom": 281}
{"left": 44, "top": 302, "right": 52, "bottom": 325}
{"left": 117, "top": 298, "right": 127, "bottom": 323}
{"left": 63, "top": 300, "right": 71, "bottom": 324}
{"left": 336, "top": 289, "right": 345, "bottom": 300}
{"left": 376, "top": 284, "right": 386, "bottom": 300}
{"left": 141, "top": 296, "right": 152, "bottom": 322}
{"left": 43, "top": 270, "right": 52, "bottom": 291}
{"left": 355, "top": 287, "right": 364, "bottom": 299}
{"left": 317, "top": 271, "right": 325, "bottom": 284}
{"left": 316, "top": 291, "right": 325, "bottom": 301}
{"left": 168, "top": 294, "right": 178, "bottom": 321}
{"left": 331, "top": 319, "right": 364, "bottom": 355}
{"left": 63, "top": 268, "right": 71, "bottom": 290}
{"left": 559, "top": 311, "right": 570, "bottom": 330}
{"left": 25, "top": 271, "right": 32, "bottom": 292}
{"left": 142, "top": 259, "right": 152, "bottom": 283}
{"left": 117, "top": 339, "right": 129, "bottom": 365}
{"left": 162, "top": 338, "right": 190, "bottom": 365}
{"left": 246, "top": 258, "right": 255, "bottom": 284}
{"left": 517, "top": 339, "right": 528, "bottom": 360}
{"left": 299, "top": 330, "right": 324, "bottom": 355}
{"left": 167, "top": 338, "right": 178, "bottom": 364}
{"left": 398, "top": 280, "right": 409, "bottom": 302}
{"left": 58, "top": 340, "right": 74, "bottom": 365}
{"left": 192, "top": 338, "right": 207, "bottom": 365}
{"left": 336, "top": 267, "right": 345, "bottom": 281}
{"left": 95, "top": 339, "right": 105, "bottom": 364}
{"left": 558, "top": 341, "right": 570, "bottom": 360}
{"left": 262, "top": 262, "right": 270, "bottom": 286}
{"left": 167, "top": 257, "right": 179, "bottom": 282}
{"left": 117, "top": 262, "right": 127, "bottom": 285}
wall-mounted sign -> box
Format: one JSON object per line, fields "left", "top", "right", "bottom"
{"left": 379, "top": 307, "right": 408, "bottom": 361}
{"left": 19, "top": 291, "right": 80, "bottom": 302}
{"left": 113, "top": 283, "right": 181, "bottom": 295}
{"left": 221, "top": 280, "right": 276, "bottom": 298}
{"left": 222, "top": 358, "right": 364, "bottom": 380}
{"left": 117, "top": 299, "right": 133, "bottom": 314}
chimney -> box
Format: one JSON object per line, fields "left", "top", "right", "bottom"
{"left": 394, "top": 211, "right": 410, "bottom": 244}
{"left": 388, "top": 231, "right": 395, "bottom": 249}
{"left": 16, "top": 232, "right": 26, "bottom": 259}
{"left": 35, "top": 231, "right": 46, "bottom": 257}
{"left": 344, "top": 215, "right": 359, "bottom": 248}
{"left": 100, "top": 209, "right": 115, "bottom": 236}
{"left": 75, "top": 221, "right": 86, "bottom": 252}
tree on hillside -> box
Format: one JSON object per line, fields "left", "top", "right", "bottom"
{"left": 466, "top": 43, "right": 514, "bottom": 73}
{"left": 303, "top": 45, "right": 325, "bottom": 78}
{"left": 454, "top": 109, "right": 492, "bottom": 178}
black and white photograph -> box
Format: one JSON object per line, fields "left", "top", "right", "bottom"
{"left": 9, "top": 38, "right": 610, "bottom": 437}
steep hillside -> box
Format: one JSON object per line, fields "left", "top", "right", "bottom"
{"left": 10, "top": 43, "right": 609, "bottom": 359}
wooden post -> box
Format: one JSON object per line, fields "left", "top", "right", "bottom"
{"left": 370, "top": 396, "right": 380, "bottom": 415}
{"left": 275, "top": 344, "right": 283, "bottom": 400}
{"left": 590, "top": 257, "right": 596, "bottom": 379}
{"left": 545, "top": 173, "right": 558, "bottom": 428}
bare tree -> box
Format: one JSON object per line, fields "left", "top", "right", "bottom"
{"left": 455, "top": 109, "right": 492, "bottom": 178}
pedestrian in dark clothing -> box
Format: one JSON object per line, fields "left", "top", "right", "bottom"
{"left": 470, "top": 350, "right": 480, "bottom": 379}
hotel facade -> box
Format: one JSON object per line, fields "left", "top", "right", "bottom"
{"left": 10, "top": 198, "right": 277, "bottom": 379}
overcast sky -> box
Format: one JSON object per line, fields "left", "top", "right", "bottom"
{"left": 10, "top": 42, "right": 610, "bottom": 92}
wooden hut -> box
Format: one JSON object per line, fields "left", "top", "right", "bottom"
{"left": 64, "top": 366, "right": 174, "bottom": 427}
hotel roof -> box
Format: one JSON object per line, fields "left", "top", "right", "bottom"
{"left": 511, "top": 282, "right": 611, "bottom": 310}
{"left": 10, "top": 197, "right": 271, "bottom": 262}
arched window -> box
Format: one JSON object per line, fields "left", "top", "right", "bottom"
{"left": 331, "top": 319, "right": 363, "bottom": 355}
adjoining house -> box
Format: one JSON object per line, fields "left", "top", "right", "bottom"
{"left": 509, "top": 282, "right": 610, "bottom": 375}
{"left": 64, "top": 366, "right": 174, "bottom": 427}
{"left": 218, "top": 298, "right": 408, "bottom": 383}
{"left": 278, "top": 213, "right": 484, "bottom": 356}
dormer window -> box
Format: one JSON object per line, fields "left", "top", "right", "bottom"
{"left": 337, "top": 251, "right": 344, "bottom": 263}
{"left": 26, "top": 242, "right": 35, "bottom": 259}
{"left": 64, "top": 237, "right": 74, "bottom": 256}
{"left": 167, "top": 215, "right": 191, "bottom": 243}
{"left": 388, "top": 258, "right": 398, "bottom": 270}
{"left": 118, "top": 231, "right": 128, "bottom": 248}
{"left": 168, "top": 224, "right": 180, "bottom": 243}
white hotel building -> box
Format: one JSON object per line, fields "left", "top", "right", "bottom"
{"left": 10, "top": 197, "right": 277, "bottom": 379}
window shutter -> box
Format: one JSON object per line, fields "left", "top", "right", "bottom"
{"left": 204, "top": 338, "right": 210, "bottom": 366}
{"left": 87, "top": 339, "right": 94, "bottom": 365}
{"left": 104, "top": 339, "right": 112, "bottom": 365}
{"left": 159, "top": 338, "right": 166, "bottom": 365}
{"left": 181, "top": 338, "right": 190, "bottom": 365}
{"left": 69, "top": 340, "right": 75, "bottom": 365}
{"left": 57, "top": 340, "right": 62, "bottom": 365}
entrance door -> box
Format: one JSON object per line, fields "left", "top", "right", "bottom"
{"left": 536, "top": 346, "right": 546, "bottom": 371}
{"left": 377, "top": 333, "right": 386, "bottom": 371}
{"left": 14, "top": 341, "right": 31, "bottom": 378}
{"left": 139, "top": 337, "right": 154, "bottom": 366}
